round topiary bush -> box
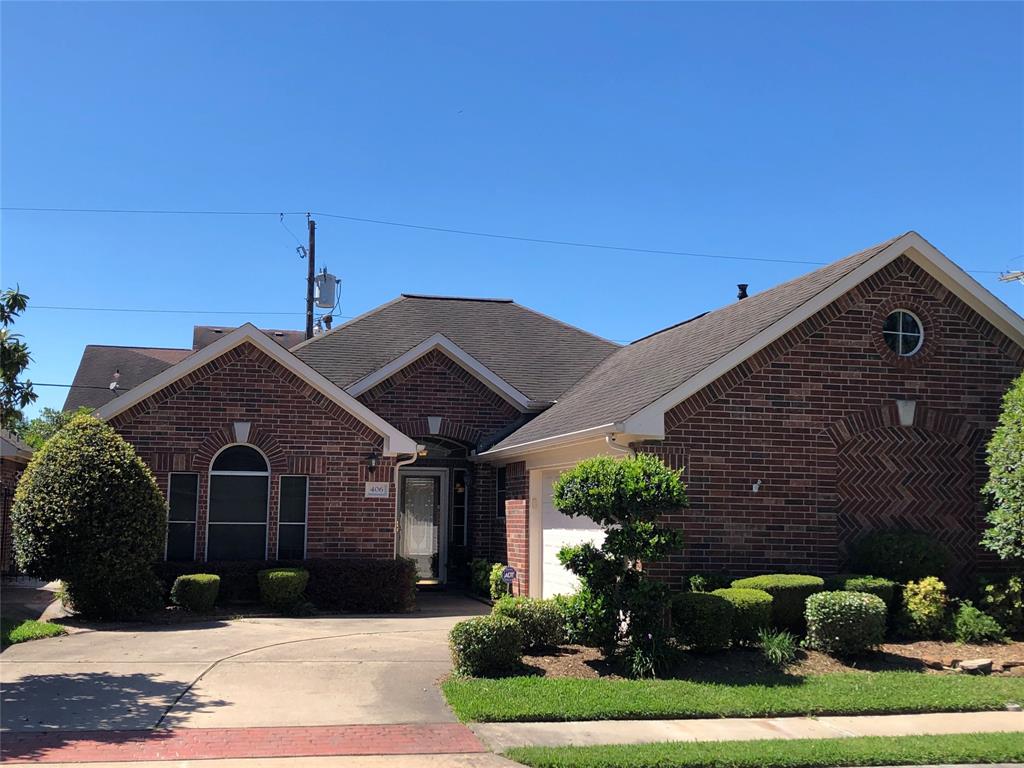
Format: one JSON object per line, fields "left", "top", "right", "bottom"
{"left": 711, "top": 587, "right": 772, "bottom": 644}
{"left": 12, "top": 414, "right": 166, "bottom": 619}
{"left": 672, "top": 591, "right": 733, "bottom": 652}
{"left": 898, "top": 576, "right": 948, "bottom": 639}
{"left": 449, "top": 614, "right": 524, "bottom": 677}
{"left": 805, "top": 590, "right": 887, "bottom": 657}
{"left": 847, "top": 531, "right": 951, "bottom": 583}
{"left": 493, "top": 596, "right": 565, "bottom": 650}
{"left": 171, "top": 574, "right": 220, "bottom": 613}
{"left": 824, "top": 574, "right": 899, "bottom": 613}
{"left": 730, "top": 574, "right": 825, "bottom": 632}
{"left": 257, "top": 568, "right": 309, "bottom": 611}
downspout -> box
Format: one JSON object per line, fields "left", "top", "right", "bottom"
{"left": 392, "top": 449, "right": 422, "bottom": 558}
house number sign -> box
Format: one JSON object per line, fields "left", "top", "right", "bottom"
{"left": 364, "top": 482, "right": 390, "bottom": 498}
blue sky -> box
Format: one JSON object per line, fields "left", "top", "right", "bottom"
{"left": 2, "top": 1, "right": 1021, "bottom": 417}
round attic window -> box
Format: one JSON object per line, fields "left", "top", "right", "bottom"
{"left": 882, "top": 309, "right": 923, "bottom": 356}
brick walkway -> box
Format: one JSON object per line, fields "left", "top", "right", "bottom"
{"left": 1, "top": 724, "right": 487, "bottom": 763}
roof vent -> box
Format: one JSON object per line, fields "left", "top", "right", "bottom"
{"left": 737, "top": 284, "right": 749, "bottom": 300}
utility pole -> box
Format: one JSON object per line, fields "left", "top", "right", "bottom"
{"left": 305, "top": 216, "right": 316, "bottom": 339}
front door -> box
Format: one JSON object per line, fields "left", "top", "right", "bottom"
{"left": 399, "top": 472, "right": 447, "bottom": 583}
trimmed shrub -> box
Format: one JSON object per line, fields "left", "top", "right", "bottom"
{"left": 554, "top": 587, "right": 619, "bottom": 649}
{"left": 730, "top": 574, "right": 825, "bottom": 632}
{"left": 449, "top": 614, "right": 524, "bottom": 677}
{"left": 848, "top": 531, "right": 951, "bottom": 583}
{"left": 685, "top": 572, "right": 733, "bottom": 593}
{"left": 982, "top": 371, "right": 1024, "bottom": 561}
{"left": 758, "top": 627, "right": 797, "bottom": 666}
{"left": 805, "top": 590, "right": 887, "bottom": 657}
{"left": 712, "top": 587, "right": 772, "bottom": 644}
{"left": 979, "top": 574, "right": 1024, "bottom": 636}
{"left": 672, "top": 591, "right": 733, "bottom": 652}
{"left": 11, "top": 415, "right": 165, "bottom": 620}
{"left": 170, "top": 574, "right": 220, "bottom": 613}
{"left": 953, "top": 602, "right": 1006, "bottom": 644}
{"left": 156, "top": 558, "right": 417, "bottom": 612}
{"left": 257, "top": 568, "right": 309, "bottom": 610}
{"left": 899, "top": 576, "right": 949, "bottom": 639}
{"left": 824, "top": 574, "right": 899, "bottom": 613}
{"left": 469, "top": 558, "right": 492, "bottom": 597}
{"left": 490, "top": 563, "right": 512, "bottom": 600}
{"left": 493, "top": 596, "right": 565, "bottom": 649}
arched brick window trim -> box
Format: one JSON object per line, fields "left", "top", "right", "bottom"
{"left": 388, "top": 417, "right": 484, "bottom": 449}
{"left": 193, "top": 425, "right": 287, "bottom": 473}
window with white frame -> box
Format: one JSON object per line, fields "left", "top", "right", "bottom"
{"left": 882, "top": 309, "right": 924, "bottom": 357}
{"left": 278, "top": 475, "right": 308, "bottom": 560}
{"left": 167, "top": 473, "right": 198, "bottom": 561}
{"left": 207, "top": 445, "right": 269, "bottom": 560}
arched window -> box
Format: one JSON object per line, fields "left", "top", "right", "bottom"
{"left": 207, "top": 445, "right": 269, "bottom": 560}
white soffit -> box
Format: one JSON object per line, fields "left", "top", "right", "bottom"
{"left": 345, "top": 332, "right": 538, "bottom": 410}
{"left": 93, "top": 323, "right": 418, "bottom": 455}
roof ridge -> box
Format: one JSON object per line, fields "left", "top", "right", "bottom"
{"left": 84, "top": 344, "right": 191, "bottom": 352}
{"left": 400, "top": 293, "right": 513, "bottom": 303}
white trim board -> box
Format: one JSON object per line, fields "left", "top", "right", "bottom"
{"left": 345, "top": 332, "right": 542, "bottom": 411}
{"left": 93, "top": 323, "right": 418, "bottom": 455}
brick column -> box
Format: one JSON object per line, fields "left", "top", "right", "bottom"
{"left": 503, "top": 461, "right": 529, "bottom": 595}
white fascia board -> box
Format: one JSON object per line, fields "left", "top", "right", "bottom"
{"left": 477, "top": 423, "right": 623, "bottom": 461}
{"left": 622, "top": 231, "right": 1024, "bottom": 434}
{"left": 93, "top": 323, "right": 418, "bottom": 455}
{"left": 345, "top": 332, "right": 537, "bottom": 411}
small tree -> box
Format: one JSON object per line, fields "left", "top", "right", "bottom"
{"left": 553, "top": 453, "right": 686, "bottom": 675}
{"left": 12, "top": 414, "right": 166, "bottom": 619}
{"left": 1, "top": 287, "right": 37, "bottom": 430}
{"left": 982, "top": 372, "right": 1024, "bottom": 562}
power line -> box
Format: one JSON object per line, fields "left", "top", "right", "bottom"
{"left": 7, "top": 204, "right": 1007, "bottom": 273}
{"left": 32, "top": 304, "right": 340, "bottom": 317}
{"left": 33, "top": 382, "right": 119, "bottom": 390}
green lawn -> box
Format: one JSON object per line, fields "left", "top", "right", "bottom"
{"left": 506, "top": 733, "right": 1024, "bottom": 768}
{"left": 0, "top": 617, "right": 67, "bottom": 649}
{"left": 443, "top": 672, "right": 1024, "bottom": 722}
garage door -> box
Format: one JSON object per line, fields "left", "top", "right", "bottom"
{"left": 540, "top": 469, "right": 605, "bottom": 599}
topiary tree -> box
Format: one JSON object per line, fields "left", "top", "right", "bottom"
{"left": 12, "top": 414, "right": 166, "bottom": 619}
{"left": 982, "top": 372, "right": 1024, "bottom": 562}
{"left": 553, "top": 453, "right": 687, "bottom": 674}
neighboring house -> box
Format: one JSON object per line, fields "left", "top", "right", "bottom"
{"left": 1, "top": 430, "right": 33, "bottom": 574}
{"left": 71, "top": 232, "right": 1023, "bottom": 595}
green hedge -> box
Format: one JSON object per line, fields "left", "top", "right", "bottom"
{"left": 170, "top": 574, "right": 220, "bottom": 613}
{"left": 450, "top": 614, "right": 524, "bottom": 677}
{"left": 731, "top": 574, "right": 825, "bottom": 632}
{"left": 805, "top": 591, "right": 887, "bottom": 657}
{"left": 848, "top": 531, "right": 951, "bottom": 583}
{"left": 156, "top": 558, "right": 417, "bottom": 613}
{"left": 493, "top": 596, "right": 565, "bottom": 650}
{"left": 824, "top": 574, "right": 898, "bottom": 613}
{"left": 258, "top": 568, "right": 309, "bottom": 610}
{"left": 672, "top": 592, "right": 733, "bottom": 652}
{"left": 711, "top": 588, "right": 772, "bottom": 644}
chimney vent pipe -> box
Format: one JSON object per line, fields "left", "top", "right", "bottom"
{"left": 737, "top": 284, "right": 749, "bottom": 300}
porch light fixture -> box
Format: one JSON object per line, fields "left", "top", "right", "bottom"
{"left": 366, "top": 453, "right": 380, "bottom": 472}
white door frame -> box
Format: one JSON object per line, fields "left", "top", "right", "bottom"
{"left": 398, "top": 468, "right": 449, "bottom": 583}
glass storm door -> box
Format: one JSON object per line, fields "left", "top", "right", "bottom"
{"left": 400, "top": 475, "right": 443, "bottom": 581}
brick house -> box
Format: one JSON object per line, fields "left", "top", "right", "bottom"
{"left": 67, "top": 231, "right": 1022, "bottom": 595}
{"left": 1, "top": 429, "right": 33, "bottom": 574}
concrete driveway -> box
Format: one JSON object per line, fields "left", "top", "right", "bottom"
{"left": 1, "top": 593, "right": 487, "bottom": 732}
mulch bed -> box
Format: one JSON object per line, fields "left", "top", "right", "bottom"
{"left": 523, "top": 640, "right": 1024, "bottom": 680}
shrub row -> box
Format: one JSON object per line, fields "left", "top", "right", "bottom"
{"left": 731, "top": 574, "right": 825, "bottom": 632}
{"left": 156, "top": 557, "right": 417, "bottom": 613}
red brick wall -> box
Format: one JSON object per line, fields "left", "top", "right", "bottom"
{"left": 503, "top": 461, "right": 530, "bottom": 594}
{"left": 356, "top": 348, "right": 526, "bottom": 565}
{"left": 108, "top": 341, "right": 397, "bottom": 561}
{"left": 645, "top": 256, "right": 1023, "bottom": 585}
{"left": 1, "top": 457, "right": 27, "bottom": 573}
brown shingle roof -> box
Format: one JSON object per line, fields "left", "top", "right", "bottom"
{"left": 63, "top": 345, "right": 193, "bottom": 411}
{"left": 292, "top": 295, "right": 619, "bottom": 404}
{"left": 488, "top": 235, "right": 905, "bottom": 452}
{"left": 193, "top": 326, "right": 305, "bottom": 351}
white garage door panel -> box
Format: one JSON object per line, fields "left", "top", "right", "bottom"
{"left": 540, "top": 469, "right": 604, "bottom": 599}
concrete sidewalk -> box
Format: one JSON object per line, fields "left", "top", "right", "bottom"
{"left": 471, "top": 710, "right": 1024, "bottom": 751}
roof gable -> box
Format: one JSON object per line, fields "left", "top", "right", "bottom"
{"left": 64, "top": 345, "right": 193, "bottom": 411}
{"left": 93, "top": 324, "right": 417, "bottom": 455}
{"left": 347, "top": 332, "right": 537, "bottom": 410}
{"left": 484, "top": 231, "right": 1024, "bottom": 457}
{"left": 291, "top": 295, "right": 619, "bottom": 404}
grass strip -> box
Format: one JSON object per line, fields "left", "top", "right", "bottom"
{"left": 443, "top": 672, "right": 1024, "bottom": 722}
{"left": 1, "top": 617, "right": 67, "bottom": 649}
{"left": 506, "top": 732, "right": 1024, "bottom": 768}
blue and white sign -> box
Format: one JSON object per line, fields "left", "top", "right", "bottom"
{"left": 501, "top": 566, "right": 517, "bottom": 584}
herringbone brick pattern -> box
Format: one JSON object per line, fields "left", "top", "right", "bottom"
{"left": 837, "top": 426, "right": 980, "bottom": 583}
